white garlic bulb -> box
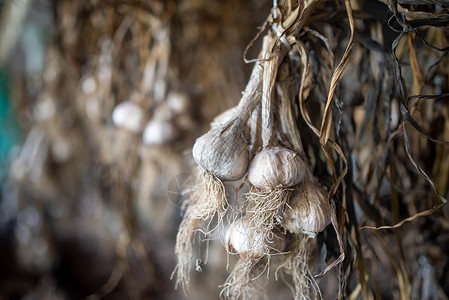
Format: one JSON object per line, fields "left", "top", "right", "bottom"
{"left": 112, "top": 101, "right": 144, "bottom": 133}
{"left": 225, "top": 217, "right": 287, "bottom": 260}
{"left": 248, "top": 146, "right": 306, "bottom": 190}
{"left": 33, "top": 96, "right": 56, "bottom": 121}
{"left": 282, "top": 183, "right": 331, "bottom": 237}
{"left": 142, "top": 118, "right": 177, "bottom": 146}
{"left": 166, "top": 91, "right": 188, "bottom": 114}
{"left": 81, "top": 76, "right": 97, "bottom": 94}
{"left": 192, "top": 125, "right": 249, "bottom": 181}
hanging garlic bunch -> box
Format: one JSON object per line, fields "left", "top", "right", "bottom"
{"left": 220, "top": 31, "right": 315, "bottom": 299}
{"left": 175, "top": 0, "right": 341, "bottom": 298}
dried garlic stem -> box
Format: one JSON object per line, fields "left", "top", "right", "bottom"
{"left": 261, "top": 0, "right": 320, "bottom": 148}
{"left": 234, "top": 62, "right": 264, "bottom": 124}
{"left": 221, "top": 259, "right": 268, "bottom": 300}
{"left": 261, "top": 33, "right": 281, "bottom": 148}
{"left": 249, "top": 105, "right": 262, "bottom": 158}
{"left": 277, "top": 59, "right": 305, "bottom": 155}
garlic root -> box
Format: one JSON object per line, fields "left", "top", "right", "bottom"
{"left": 278, "top": 234, "right": 318, "bottom": 300}
{"left": 174, "top": 170, "right": 227, "bottom": 290}
{"left": 244, "top": 188, "right": 291, "bottom": 250}
{"left": 221, "top": 259, "right": 269, "bottom": 300}
{"left": 226, "top": 216, "right": 287, "bottom": 260}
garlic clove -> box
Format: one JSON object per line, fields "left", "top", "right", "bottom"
{"left": 225, "top": 217, "right": 287, "bottom": 260}
{"left": 248, "top": 146, "right": 306, "bottom": 190}
{"left": 282, "top": 183, "right": 331, "bottom": 237}
{"left": 192, "top": 125, "right": 249, "bottom": 181}
{"left": 112, "top": 101, "right": 144, "bottom": 133}
{"left": 142, "top": 118, "right": 177, "bottom": 146}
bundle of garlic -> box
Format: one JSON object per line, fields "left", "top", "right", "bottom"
{"left": 175, "top": 0, "right": 341, "bottom": 298}
{"left": 221, "top": 34, "right": 330, "bottom": 300}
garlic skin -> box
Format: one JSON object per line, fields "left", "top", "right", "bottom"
{"left": 112, "top": 101, "right": 144, "bottom": 133}
{"left": 225, "top": 217, "right": 287, "bottom": 260}
{"left": 210, "top": 106, "right": 238, "bottom": 129}
{"left": 192, "top": 127, "right": 249, "bottom": 181}
{"left": 282, "top": 183, "right": 331, "bottom": 237}
{"left": 248, "top": 146, "right": 306, "bottom": 190}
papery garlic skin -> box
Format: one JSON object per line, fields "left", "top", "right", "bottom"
{"left": 248, "top": 146, "right": 306, "bottom": 190}
{"left": 225, "top": 217, "right": 287, "bottom": 260}
{"left": 282, "top": 183, "right": 331, "bottom": 238}
{"left": 210, "top": 106, "right": 238, "bottom": 129}
{"left": 192, "top": 127, "right": 249, "bottom": 181}
{"left": 112, "top": 101, "right": 144, "bottom": 133}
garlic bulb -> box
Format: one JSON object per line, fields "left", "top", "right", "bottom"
{"left": 248, "top": 146, "right": 306, "bottom": 190}
{"left": 282, "top": 183, "right": 331, "bottom": 237}
{"left": 33, "top": 96, "right": 56, "bottom": 121}
{"left": 192, "top": 124, "right": 249, "bottom": 181}
{"left": 191, "top": 58, "right": 265, "bottom": 181}
{"left": 142, "top": 118, "right": 177, "bottom": 145}
{"left": 225, "top": 217, "right": 287, "bottom": 260}
{"left": 166, "top": 91, "right": 188, "bottom": 114}
{"left": 112, "top": 101, "right": 144, "bottom": 133}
